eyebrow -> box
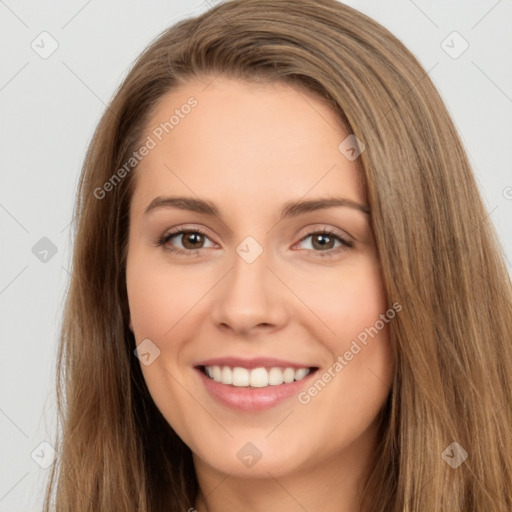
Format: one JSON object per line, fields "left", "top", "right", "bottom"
{"left": 144, "top": 195, "right": 370, "bottom": 218}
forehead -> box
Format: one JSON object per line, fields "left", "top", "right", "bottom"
{"left": 131, "top": 76, "right": 364, "bottom": 215}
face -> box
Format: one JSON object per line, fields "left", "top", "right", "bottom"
{"left": 126, "top": 76, "right": 395, "bottom": 479}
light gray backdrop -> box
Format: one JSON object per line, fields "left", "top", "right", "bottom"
{"left": 1, "top": 1, "right": 511, "bottom": 510}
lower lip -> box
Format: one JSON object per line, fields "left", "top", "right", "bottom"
{"left": 195, "top": 367, "right": 318, "bottom": 411}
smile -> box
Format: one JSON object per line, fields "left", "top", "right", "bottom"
{"left": 201, "top": 365, "right": 314, "bottom": 387}
{"left": 194, "top": 358, "right": 320, "bottom": 411}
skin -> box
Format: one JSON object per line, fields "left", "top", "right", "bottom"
{"left": 126, "top": 76, "right": 395, "bottom": 512}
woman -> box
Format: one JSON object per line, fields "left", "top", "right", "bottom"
{"left": 44, "top": 0, "right": 512, "bottom": 510}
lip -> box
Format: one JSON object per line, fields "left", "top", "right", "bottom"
{"left": 194, "top": 356, "right": 316, "bottom": 370}
{"left": 194, "top": 364, "right": 319, "bottom": 412}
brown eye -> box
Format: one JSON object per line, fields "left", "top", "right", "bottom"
{"left": 310, "top": 233, "right": 337, "bottom": 251}
{"left": 157, "top": 228, "right": 215, "bottom": 255}
{"left": 295, "top": 229, "right": 353, "bottom": 258}
{"left": 180, "top": 231, "right": 205, "bottom": 249}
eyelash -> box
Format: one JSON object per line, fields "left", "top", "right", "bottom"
{"left": 156, "top": 227, "right": 354, "bottom": 258}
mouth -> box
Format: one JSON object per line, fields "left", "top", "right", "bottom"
{"left": 197, "top": 364, "right": 319, "bottom": 388}
{"left": 194, "top": 362, "right": 320, "bottom": 411}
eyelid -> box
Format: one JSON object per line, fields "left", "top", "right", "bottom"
{"left": 295, "top": 223, "right": 354, "bottom": 243}
{"left": 158, "top": 223, "right": 214, "bottom": 238}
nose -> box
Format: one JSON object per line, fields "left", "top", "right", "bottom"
{"left": 210, "top": 246, "right": 289, "bottom": 337}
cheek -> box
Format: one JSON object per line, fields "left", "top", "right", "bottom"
{"left": 287, "top": 257, "right": 388, "bottom": 346}
{"left": 290, "top": 258, "right": 393, "bottom": 401}
{"left": 126, "top": 254, "right": 203, "bottom": 339}
{"left": 290, "top": 268, "right": 393, "bottom": 462}
{"left": 125, "top": 253, "right": 202, "bottom": 432}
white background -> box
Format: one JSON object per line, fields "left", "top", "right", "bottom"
{"left": 1, "top": 1, "right": 511, "bottom": 509}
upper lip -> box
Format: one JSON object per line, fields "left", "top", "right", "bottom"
{"left": 194, "top": 356, "right": 319, "bottom": 370}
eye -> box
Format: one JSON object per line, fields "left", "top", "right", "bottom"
{"left": 156, "top": 226, "right": 353, "bottom": 258}
{"left": 157, "top": 228, "right": 215, "bottom": 256}
{"left": 294, "top": 229, "right": 353, "bottom": 257}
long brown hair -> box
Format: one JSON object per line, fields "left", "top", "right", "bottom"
{"left": 44, "top": 1, "right": 512, "bottom": 510}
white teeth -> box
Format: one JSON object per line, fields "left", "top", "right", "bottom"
{"left": 204, "top": 365, "right": 313, "bottom": 387}
{"left": 249, "top": 367, "right": 268, "bottom": 388}
{"left": 283, "top": 367, "right": 295, "bottom": 383}
{"left": 221, "top": 366, "right": 232, "bottom": 385}
{"left": 294, "top": 368, "right": 310, "bottom": 381}
{"left": 268, "top": 367, "right": 284, "bottom": 385}
{"left": 212, "top": 366, "right": 222, "bottom": 382}
{"left": 232, "top": 367, "right": 249, "bottom": 386}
